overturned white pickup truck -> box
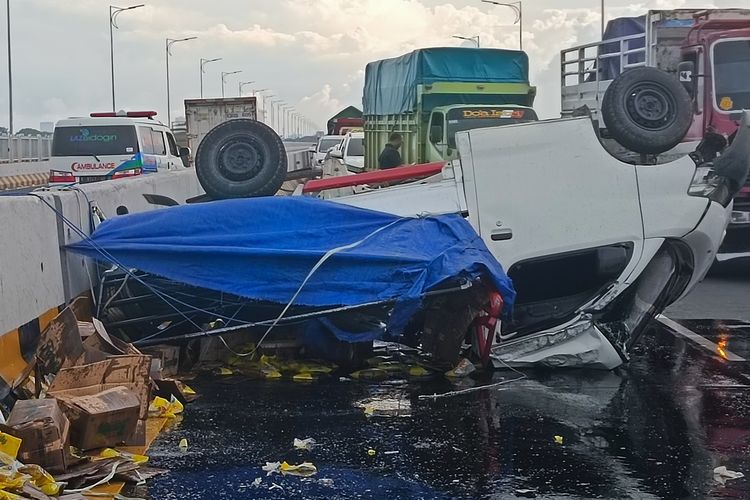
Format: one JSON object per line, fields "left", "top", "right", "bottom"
{"left": 299, "top": 112, "right": 748, "bottom": 369}
{"left": 79, "top": 109, "right": 750, "bottom": 370}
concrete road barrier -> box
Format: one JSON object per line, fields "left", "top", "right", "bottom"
{"left": 0, "top": 169, "right": 204, "bottom": 401}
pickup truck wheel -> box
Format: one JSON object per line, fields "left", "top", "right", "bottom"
{"left": 602, "top": 67, "right": 692, "bottom": 155}
{"left": 195, "top": 119, "right": 287, "bottom": 199}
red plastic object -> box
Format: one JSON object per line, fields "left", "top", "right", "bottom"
{"left": 474, "top": 291, "right": 504, "bottom": 366}
{"left": 302, "top": 162, "right": 447, "bottom": 194}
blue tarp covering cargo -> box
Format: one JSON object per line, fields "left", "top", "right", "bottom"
{"left": 363, "top": 47, "right": 530, "bottom": 115}
{"left": 68, "top": 197, "right": 514, "bottom": 333}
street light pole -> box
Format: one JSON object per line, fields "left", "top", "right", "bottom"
{"left": 238, "top": 81, "right": 255, "bottom": 96}
{"left": 166, "top": 36, "right": 196, "bottom": 128}
{"left": 601, "top": 0, "right": 605, "bottom": 36}
{"left": 6, "top": 0, "right": 12, "bottom": 135}
{"left": 109, "top": 4, "right": 144, "bottom": 111}
{"left": 220, "top": 70, "right": 241, "bottom": 98}
{"left": 259, "top": 91, "right": 273, "bottom": 124}
{"left": 481, "top": 1, "right": 522, "bottom": 50}
{"left": 452, "top": 35, "right": 480, "bottom": 48}
{"left": 199, "top": 57, "right": 221, "bottom": 98}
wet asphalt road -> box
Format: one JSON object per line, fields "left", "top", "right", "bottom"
{"left": 142, "top": 265, "right": 750, "bottom": 500}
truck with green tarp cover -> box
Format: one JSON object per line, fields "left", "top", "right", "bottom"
{"left": 363, "top": 47, "right": 537, "bottom": 168}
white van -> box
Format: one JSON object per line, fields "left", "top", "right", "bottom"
{"left": 49, "top": 111, "right": 187, "bottom": 185}
{"left": 330, "top": 131, "right": 365, "bottom": 172}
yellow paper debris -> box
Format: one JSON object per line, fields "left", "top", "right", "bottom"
{"left": 279, "top": 461, "right": 317, "bottom": 477}
{"left": 179, "top": 438, "right": 188, "bottom": 451}
{"left": 149, "top": 396, "right": 184, "bottom": 418}
{"left": 367, "top": 449, "right": 376, "bottom": 456}
{"left": 19, "top": 464, "right": 60, "bottom": 495}
{"left": 96, "top": 448, "right": 149, "bottom": 465}
{"left": 408, "top": 366, "right": 431, "bottom": 377}
{"left": 0, "top": 433, "right": 21, "bottom": 461}
{"left": 554, "top": 435, "right": 564, "bottom": 445}
{"left": 293, "top": 372, "right": 315, "bottom": 382}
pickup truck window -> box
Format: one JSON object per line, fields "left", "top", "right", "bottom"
{"left": 52, "top": 125, "right": 139, "bottom": 156}
{"left": 446, "top": 108, "right": 538, "bottom": 148}
{"left": 346, "top": 137, "right": 364, "bottom": 156}
{"left": 713, "top": 39, "right": 750, "bottom": 111}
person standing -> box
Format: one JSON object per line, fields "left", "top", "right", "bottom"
{"left": 378, "top": 132, "right": 403, "bottom": 169}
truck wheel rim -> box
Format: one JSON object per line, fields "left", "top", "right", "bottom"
{"left": 625, "top": 83, "right": 675, "bottom": 130}
{"left": 217, "top": 139, "right": 264, "bottom": 181}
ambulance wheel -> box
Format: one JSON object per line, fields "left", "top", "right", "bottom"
{"left": 195, "top": 119, "right": 287, "bottom": 199}
{"left": 602, "top": 67, "right": 692, "bottom": 155}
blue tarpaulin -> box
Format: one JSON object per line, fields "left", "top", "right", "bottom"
{"left": 363, "top": 47, "right": 530, "bottom": 115}
{"left": 68, "top": 197, "right": 515, "bottom": 333}
{"left": 598, "top": 16, "right": 646, "bottom": 81}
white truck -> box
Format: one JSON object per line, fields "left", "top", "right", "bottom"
{"left": 301, "top": 112, "right": 750, "bottom": 369}
{"left": 184, "top": 97, "right": 258, "bottom": 164}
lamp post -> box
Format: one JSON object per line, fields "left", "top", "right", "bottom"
{"left": 601, "top": 0, "right": 605, "bottom": 36}
{"left": 109, "top": 4, "right": 144, "bottom": 111}
{"left": 259, "top": 91, "right": 274, "bottom": 124}
{"left": 199, "top": 57, "right": 221, "bottom": 98}
{"left": 166, "top": 36, "right": 196, "bottom": 128}
{"left": 220, "top": 70, "right": 241, "bottom": 98}
{"left": 452, "top": 35, "right": 480, "bottom": 48}
{"left": 481, "top": 0, "right": 522, "bottom": 50}
{"left": 6, "top": 0, "right": 12, "bottom": 136}
{"left": 238, "top": 81, "right": 255, "bottom": 96}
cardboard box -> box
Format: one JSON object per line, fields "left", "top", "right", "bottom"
{"left": 52, "top": 387, "right": 140, "bottom": 450}
{"left": 4, "top": 399, "right": 70, "bottom": 472}
{"left": 35, "top": 307, "right": 85, "bottom": 378}
{"left": 141, "top": 345, "right": 180, "bottom": 378}
{"left": 48, "top": 355, "right": 152, "bottom": 419}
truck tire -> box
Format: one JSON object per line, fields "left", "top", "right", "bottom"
{"left": 195, "top": 119, "right": 287, "bottom": 199}
{"left": 602, "top": 67, "right": 692, "bottom": 155}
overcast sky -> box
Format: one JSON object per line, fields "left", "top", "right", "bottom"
{"left": 0, "top": 0, "right": 735, "bottom": 130}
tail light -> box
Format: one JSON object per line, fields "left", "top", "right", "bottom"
{"left": 49, "top": 170, "right": 76, "bottom": 183}
{"left": 112, "top": 168, "right": 142, "bottom": 179}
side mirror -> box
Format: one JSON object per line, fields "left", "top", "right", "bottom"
{"left": 677, "top": 61, "right": 696, "bottom": 98}
{"left": 178, "top": 146, "right": 191, "bottom": 158}
{"left": 429, "top": 125, "right": 443, "bottom": 144}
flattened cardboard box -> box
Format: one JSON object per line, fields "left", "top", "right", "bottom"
{"left": 3, "top": 399, "right": 70, "bottom": 472}
{"left": 51, "top": 386, "right": 140, "bottom": 451}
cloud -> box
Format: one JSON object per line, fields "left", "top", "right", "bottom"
{"left": 0, "top": 0, "right": 742, "bottom": 130}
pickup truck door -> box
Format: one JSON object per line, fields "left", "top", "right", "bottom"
{"left": 457, "top": 117, "right": 645, "bottom": 327}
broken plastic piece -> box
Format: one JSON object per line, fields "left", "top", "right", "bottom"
{"left": 293, "top": 372, "right": 315, "bottom": 383}
{"left": 713, "top": 466, "right": 744, "bottom": 485}
{"left": 179, "top": 438, "right": 188, "bottom": 451}
{"left": 262, "top": 461, "right": 281, "bottom": 476}
{"left": 293, "top": 438, "right": 316, "bottom": 451}
{"left": 214, "top": 367, "right": 234, "bottom": 376}
{"left": 445, "top": 358, "right": 476, "bottom": 378}
{"left": 252, "top": 477, "right": 262, "bottom": 488}
{"left": 367, "top": 449, "right": 376, "bottom": 456}
{"left": 553, "top": 435, "right": 564, "bottom": 445}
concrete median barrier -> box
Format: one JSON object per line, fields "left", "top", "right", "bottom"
{"left": 0, "top": 169, "right": 204, "bottom": 401}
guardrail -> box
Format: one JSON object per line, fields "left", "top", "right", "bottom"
{"left": 0, "top": 135, "right": 53, "bottom": 163}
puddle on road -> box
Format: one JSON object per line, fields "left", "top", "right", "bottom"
{"left": 142, "top": 327, "right": 750, "bottom": 499}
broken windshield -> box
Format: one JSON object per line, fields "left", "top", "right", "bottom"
{"left": 713, "top": 39, "right": 750, "bottom": 112}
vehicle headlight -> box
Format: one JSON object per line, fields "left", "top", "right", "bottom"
{"left": 688, "top": 165, "right": 734, "bottom": 207}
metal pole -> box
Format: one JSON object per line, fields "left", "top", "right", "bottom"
{"left": 199, "top": 57, "right": 221, "bottom": 99}
{"left": 109, "top": 6, "right": 115, "bottom": 112}
{"left": 166, "top": 37, "right": 196, "bottom": 127}
{"left": 165, "top": 40, "right": 170, "bottom": 126}
{"left": 6, "top": 0, "right": 13, "bottom": 135}
{"left": 601, "top": 0, "right": 605, "bottom": 36}
{"left": 519, "top": 3, "right": 522, "bottom": 50}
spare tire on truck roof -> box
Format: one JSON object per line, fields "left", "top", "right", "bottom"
{"left": 195, "top": 119, "right": 287, "bottom": 199}
{"left": 602, "top": 66, "right": 692, "bottom": 155}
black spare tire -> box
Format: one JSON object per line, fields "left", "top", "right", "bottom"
{"left": 195, "top": 119, "right": 287, "bottom": 199}
{"left": 602, "top": 67, "right": 692, "bottom": 155}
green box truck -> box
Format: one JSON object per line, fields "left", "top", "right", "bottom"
{"left": 363, "top": 47, "right": 537, "bottom": 168}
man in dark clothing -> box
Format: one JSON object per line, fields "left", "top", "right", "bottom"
{"left": 378, "top": 132, "right": 403, "bottom": 169}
